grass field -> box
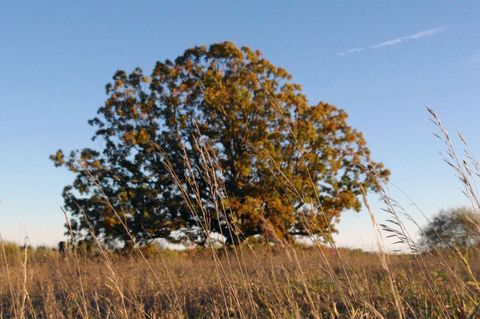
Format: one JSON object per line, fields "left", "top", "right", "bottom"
{"left": 0, "top": 109, "right": 479, "bottom": 318}
{"left": 0, "top": 240, "right": 478, "bottom": 318}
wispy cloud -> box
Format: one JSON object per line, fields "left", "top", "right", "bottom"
{"left": 338, "top": 26, "right": 449, "bottom": 56}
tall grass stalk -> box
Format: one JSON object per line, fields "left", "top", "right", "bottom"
{"left": 0, "top": 108, "right": 478, "bottom": 317}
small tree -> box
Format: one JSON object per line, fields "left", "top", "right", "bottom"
{"left": 420, "top": 207, "right": 480, "bottom": 250}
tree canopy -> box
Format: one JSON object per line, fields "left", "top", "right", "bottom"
{"left": 52, "top": 41, "right": 389, "bottom": 247}
{"left": 420, "top": 207, "right": 480, "bottom": 250}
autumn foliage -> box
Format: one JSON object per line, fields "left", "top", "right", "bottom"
{"left": 52, "top": 42, "right": 389, "bottom": 247}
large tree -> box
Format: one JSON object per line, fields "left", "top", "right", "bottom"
{"left": 52, "top": 42, "right": 389, "bottom": 247}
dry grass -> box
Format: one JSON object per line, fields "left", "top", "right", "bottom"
{"left": 0, "top": 244, "right": 478, "bottom": 318}
{"left": 1, "top": 108, "right": 479, "bottom": 318}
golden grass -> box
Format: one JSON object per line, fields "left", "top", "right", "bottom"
{"left": 1, "top": 108, "right": 479, "bottom": 318}
{"left": 0, "top": 244, "right": 478, "bottom": 318}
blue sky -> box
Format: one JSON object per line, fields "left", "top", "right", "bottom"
{"left": 0, "top": 1, "right": 479, "bottom": 248}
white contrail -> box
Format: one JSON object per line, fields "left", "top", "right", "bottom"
{"left": 338, "top": 26, "right": 449, "bottom": 56}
